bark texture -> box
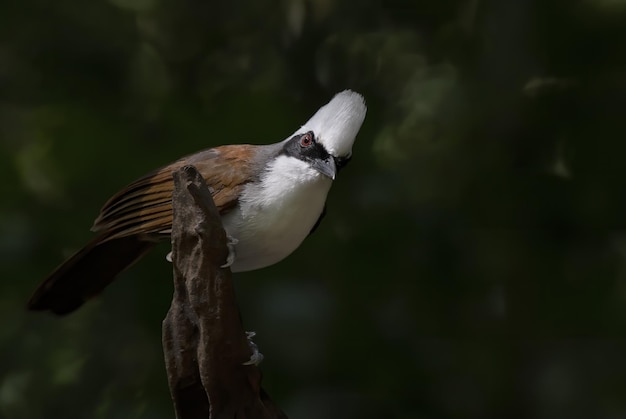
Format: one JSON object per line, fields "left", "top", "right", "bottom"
{"left": 162, "top": 165, "right": 287, "bottom": 419}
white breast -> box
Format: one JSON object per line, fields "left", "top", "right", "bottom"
{"left": 221, "top": 155, "right": 332, "bottom": 272}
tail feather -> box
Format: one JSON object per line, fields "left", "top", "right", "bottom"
{"left": 28, "top": 235, "right": 157, "bottom": 315}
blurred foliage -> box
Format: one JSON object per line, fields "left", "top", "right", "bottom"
{"left": 3, "top": 0, "right": 626, "bottom": 418}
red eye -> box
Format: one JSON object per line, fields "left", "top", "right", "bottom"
{"left": 300, "top": 132, "right": 313, "bottom": 147}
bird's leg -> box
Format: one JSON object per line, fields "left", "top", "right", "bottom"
{"left": 220, "top": 235, "right": 238, "bottom": 268}
{"left": 242, "top": 331, "right": 264, "bottom": 366}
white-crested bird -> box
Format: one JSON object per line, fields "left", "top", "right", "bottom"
{"left": 28, "top": 90, "right": 367, "bottom": 315}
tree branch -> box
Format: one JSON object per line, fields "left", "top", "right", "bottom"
{"left": 162, "top": 165, "right": 287, "bottom": 419}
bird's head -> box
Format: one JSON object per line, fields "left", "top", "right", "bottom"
{"left": 282, "top": 90, "right": 367, "bottom": 180}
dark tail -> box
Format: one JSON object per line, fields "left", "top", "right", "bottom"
{"left": 28, "top": 235, "right": 157, "bottom": 315}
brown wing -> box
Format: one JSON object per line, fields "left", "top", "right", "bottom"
{"left": 92, "top": 145, "right": 258, "bottom": 241}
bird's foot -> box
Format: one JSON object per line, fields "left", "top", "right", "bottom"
{"left": 220, "top": 235, "right": 238, "bottom": 268}
{"left": 166, "top": 251, "right": 173, "bottom": 263}
{"left": 242, "top": 331, "right": 264, "bottom": 366}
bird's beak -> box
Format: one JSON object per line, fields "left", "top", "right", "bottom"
{"left": 311, "top": 156, "right": 337, "bottom": 180}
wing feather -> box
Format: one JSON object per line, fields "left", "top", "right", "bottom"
{"left": 91, "top": 145, "right": 259, "bottom": 241}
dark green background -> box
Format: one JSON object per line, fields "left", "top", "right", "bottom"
{"left": 3, "top": 0, "right": 626, "bottom": 418}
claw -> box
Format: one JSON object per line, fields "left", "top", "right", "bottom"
{"left": 166, "top": 251, "right": 173, "bottom": 263}
{"left": 242, "top": 331, "right": 264, "bottom": 366}
{"left": 221, "top": 235, "right": 238, "bottom": 268}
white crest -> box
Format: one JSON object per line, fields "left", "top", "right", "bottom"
{"left": 293, "top": 90, "right": 366, "bottom": 157}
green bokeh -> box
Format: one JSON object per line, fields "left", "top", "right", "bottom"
{"left": 3, "top": 0, "right": 626, "bottom": 418}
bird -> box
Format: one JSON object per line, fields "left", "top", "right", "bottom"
{"left": 27, "top": 90, "right": 367, "bottom": 315}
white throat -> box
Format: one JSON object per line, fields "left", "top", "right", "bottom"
{"left": 222, "top": 155, "right": 332, "bottom": 272}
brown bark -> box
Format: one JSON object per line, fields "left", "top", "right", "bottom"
{"left": 162, "top": 165, "right": 288, "bottom": 419}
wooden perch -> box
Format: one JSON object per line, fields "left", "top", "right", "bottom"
{"left": 162, "top": 165, "right": 288, "bottom": 419}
